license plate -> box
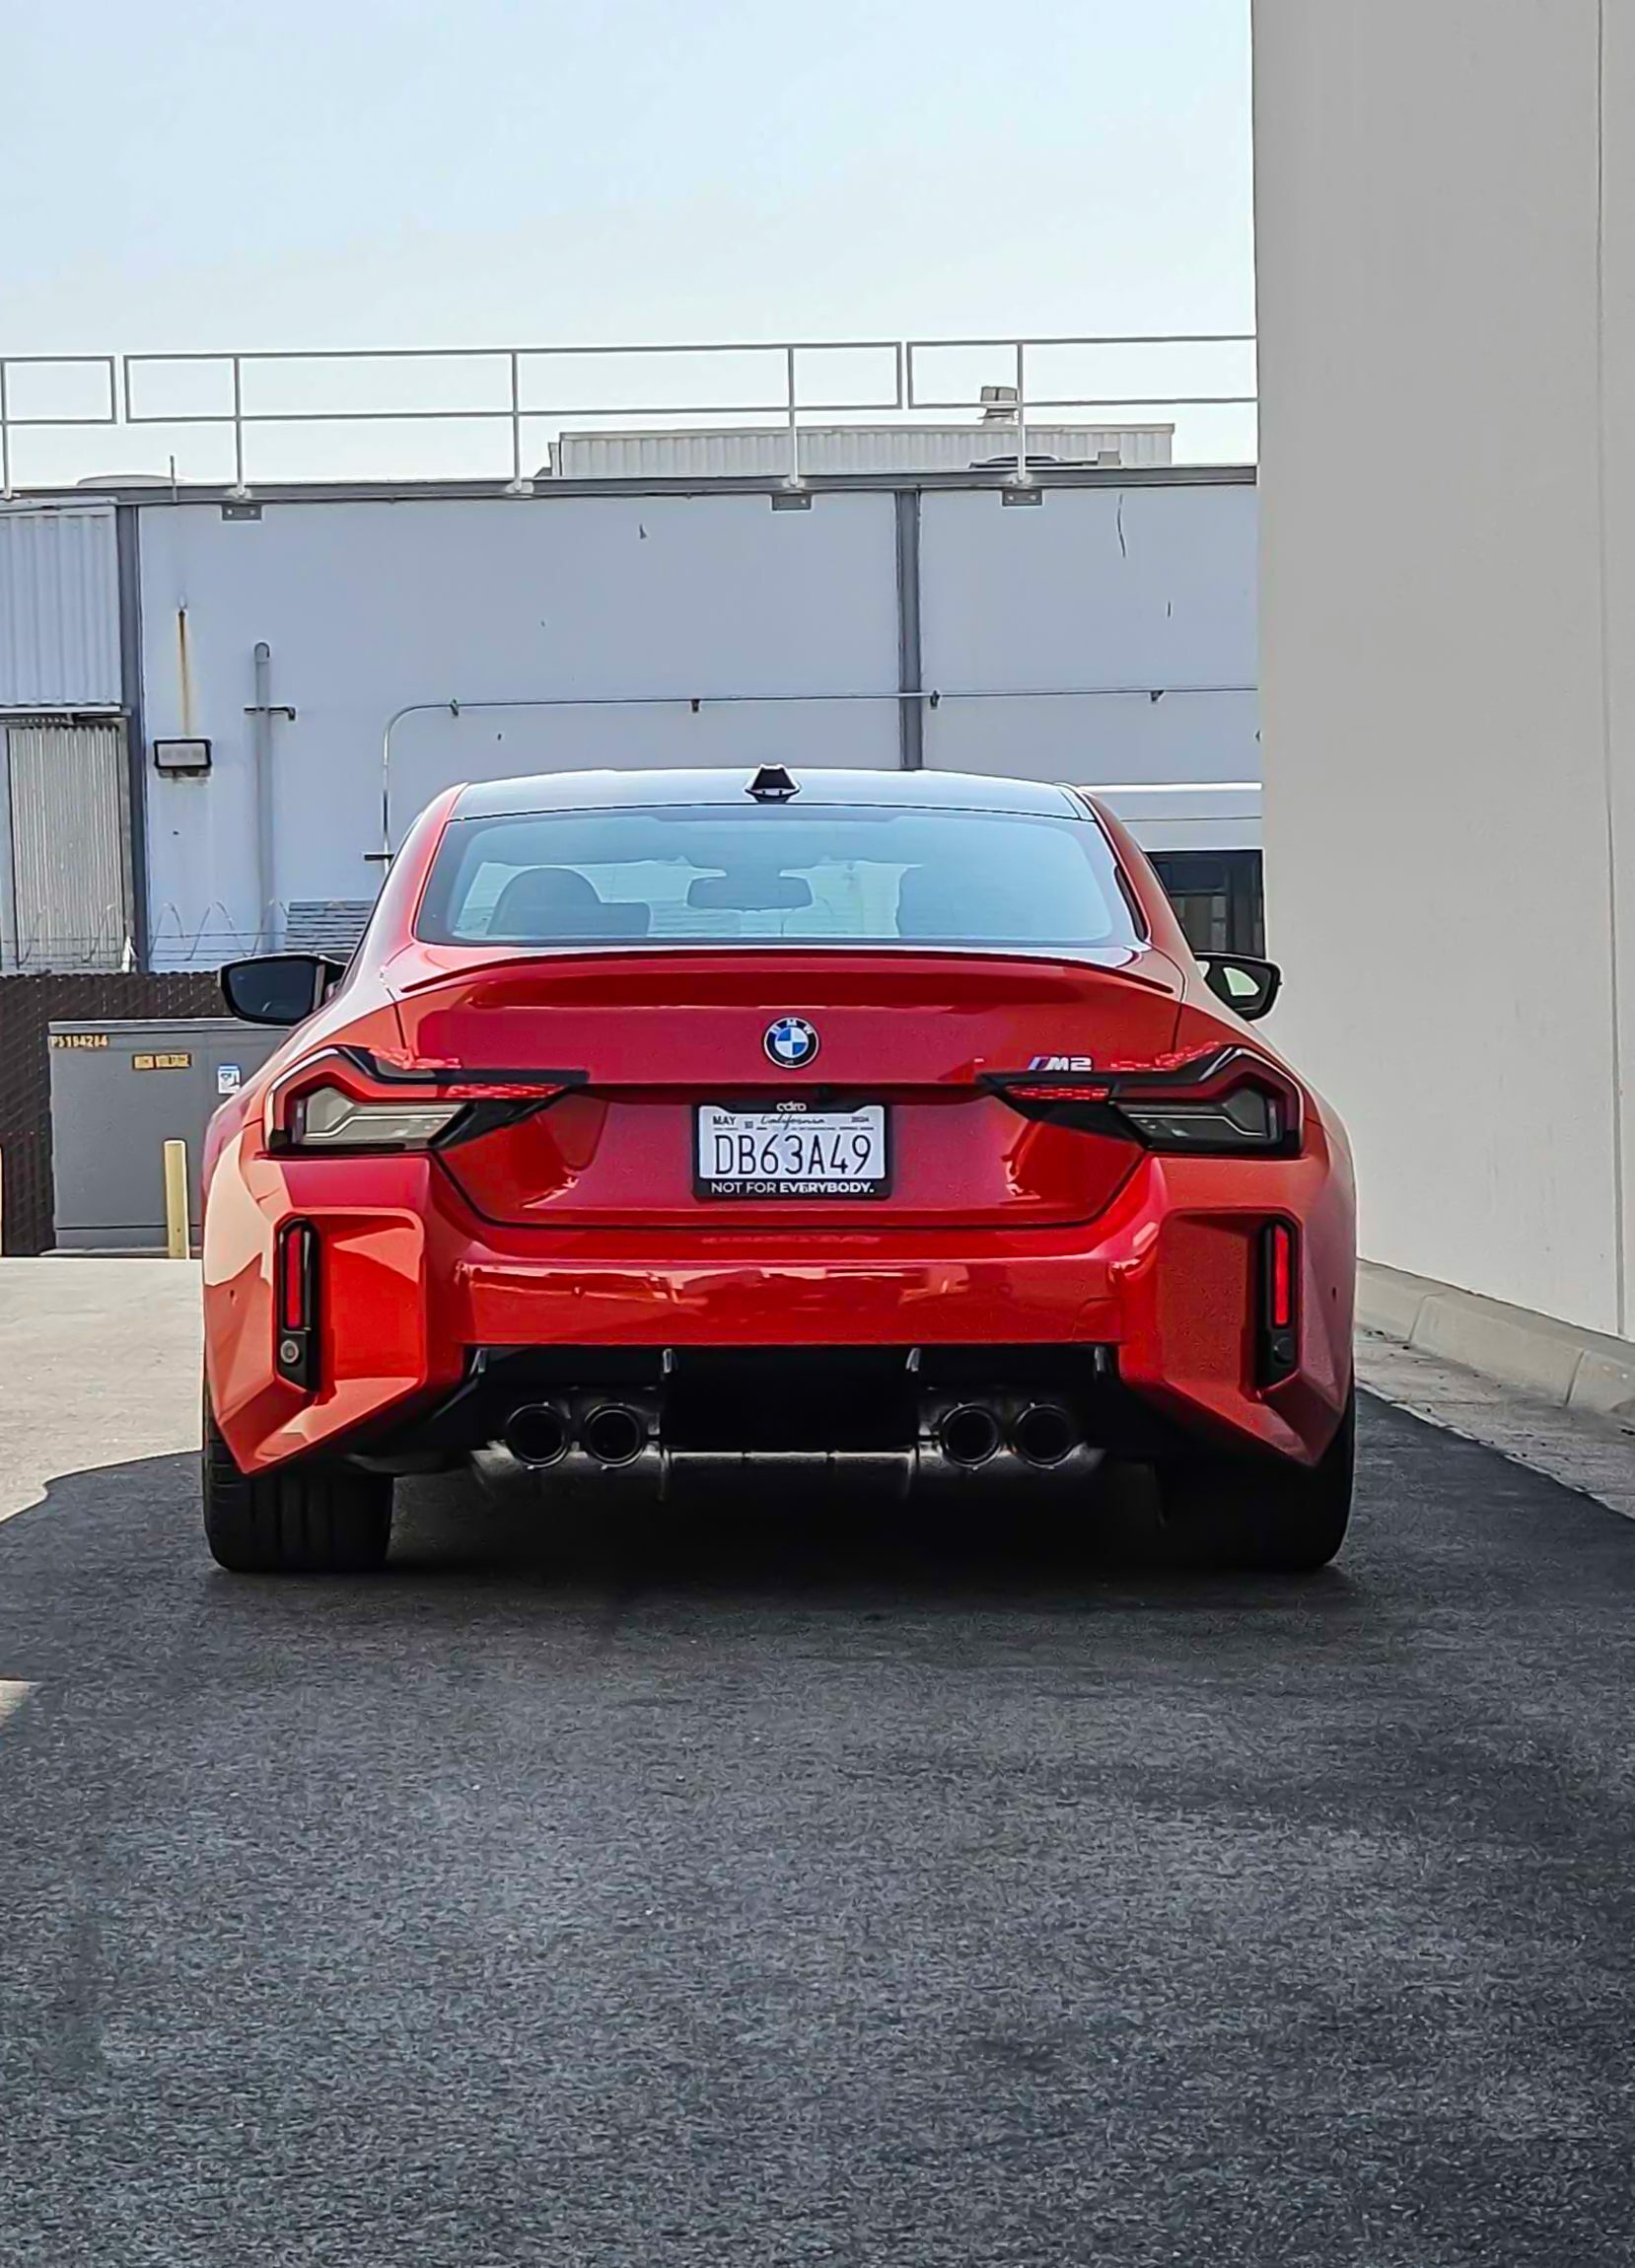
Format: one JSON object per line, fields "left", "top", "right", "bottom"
{"left": 694, "top": 1102, "right": 889, "bottom": 1198}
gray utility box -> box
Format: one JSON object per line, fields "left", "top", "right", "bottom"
{"left": 49, "top": 1019, "right": 284, "bottom": 1252}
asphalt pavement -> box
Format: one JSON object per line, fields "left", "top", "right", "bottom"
{"left": 2, "top": 1265, "right": 1635, "bottom": 2265}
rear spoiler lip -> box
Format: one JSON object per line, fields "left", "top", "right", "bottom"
{"left": 381, "top": 940, "right": 1189, "bottom": 997}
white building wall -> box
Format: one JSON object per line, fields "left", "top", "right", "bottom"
{"left": 137, "top": 491, "right": 902, "bottom": 963}
{"left": 1253, "top": 0, "right": 1635, "bottom": 1336}
{"left": 136, "top": 478, "right": 1261, "bottom": 965}
{"left": 920, "top": 483, "right": 1259, "bottom": 852}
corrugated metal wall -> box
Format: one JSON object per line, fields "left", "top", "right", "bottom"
{"left": 5, "top": 724, "right": 132, "bottom": 968}
{"left": 555, "top": 425, "right": 1176, "bottom": 477}
{"left": 0, "top": 505, "right": 121, "bottom": 709}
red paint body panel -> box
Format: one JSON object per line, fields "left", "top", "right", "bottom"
{"left": 202, "top": 776, "right": 1356, "bottom": 1478}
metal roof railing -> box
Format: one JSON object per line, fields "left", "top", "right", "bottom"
{"left": 0, "top": 358, "right": 119, "bottom": 500}
{"left": 120, "top": 338, "right": 909, "bottom": 497}
{"left": 0, "top": 333, "right": 1255, "bottom": 497}
{"left": 904, "top": 334, "right": 1254, "bottom": 483}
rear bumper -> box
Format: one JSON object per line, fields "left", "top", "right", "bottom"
{"left": 203, "top": 1132, "right": 1355, "bottom": 1475}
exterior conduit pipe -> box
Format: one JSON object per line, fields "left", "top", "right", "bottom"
{"left": 377, "top": 685, "right": 1257, "bottom": 856}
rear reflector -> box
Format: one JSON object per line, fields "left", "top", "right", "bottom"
{"left": 274, "top": 1222, "right": 319, "bottom": 1391}
{"left": 1258, "top": 1220, "right": 1299, "bottom": 1386}
{"left": 1268, "top": 1221, "right": 1294, "bottom": 1329}
{"left": 278, "top": 1223, "right": 310, "bottom": 1331}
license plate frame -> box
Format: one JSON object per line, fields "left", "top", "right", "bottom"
{"left": 693, "top": 1099, "right": 891, "bottom": 1200}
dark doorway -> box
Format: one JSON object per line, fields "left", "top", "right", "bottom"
{"left": 1148, "top": 850, "right": 1264, "bottom": 957}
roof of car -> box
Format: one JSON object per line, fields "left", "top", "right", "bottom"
{"left": 452, "top": 767, "right": 1088, "bottom": 820}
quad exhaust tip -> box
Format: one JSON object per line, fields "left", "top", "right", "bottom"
{"left": 502, "top": 1400, "right": 650, "bottom": 1467}
{"left": 504, "top": 1402, "right": 571, "bottom": 1467}
{"left": 580, "top": 1403, "right": 648, "bottom": 1466}
{"left": 939, "top": 1404, "right": 1005, "bottom": 1468}
{"left": 1011, "top": 1403, "right": 1078, "bottom": 1467}
{"left": 502, "top": 1396, "right": 1075, "bottom": 1475}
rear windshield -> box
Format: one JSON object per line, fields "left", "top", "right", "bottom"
{"left": 415, "top": 803, "right": 1142, "bottom": 953}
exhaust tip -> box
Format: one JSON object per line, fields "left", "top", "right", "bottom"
{"left": 581, "top": 1403, "right": 648, "bottom": 1467}
{"left": 1012, "top": 1403, "right": 1078, "bottom": 1467}
{"left": 504, "top": 1402, "right": 570, "bottom": 1467}
{"left": 940, "top": 1403, "right": 1003, "bottom": 1468}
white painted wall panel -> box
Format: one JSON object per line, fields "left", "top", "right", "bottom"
{"left": 918, "top": 483, "right": 1259, "bottom": 822}
{"left": 137, "top": 492, "right": 901, "bottom": 963}
{"left": 1254, "top": 0, "right": 1629, "bottom": 1335}
{"left": 0, "top": 506, "right": 120, "bottom": 710}
{"left": 1601, "top": 0, "right": 1635, "bottom": 1344}
{"left": 134, "top": 479, "right": 1260, "bottom": 968}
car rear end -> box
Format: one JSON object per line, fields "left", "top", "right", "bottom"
{"left": 202, "top": 771, "right": 1355, "bottom": 1571}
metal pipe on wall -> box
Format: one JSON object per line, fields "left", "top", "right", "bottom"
{"left": 377, "top": 683, "right": 1256, "bottom": 854}
{"left": 894, "top": 492, "right": 924, "bottom": 770}
{"left": 251, "top": 643, "right": 276, "bottom": 950}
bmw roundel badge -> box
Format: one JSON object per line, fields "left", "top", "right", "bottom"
{"left": 764, "top": 1016, "right": 819, "bottom": 1069}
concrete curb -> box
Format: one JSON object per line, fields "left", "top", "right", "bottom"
{"left": 1357, "top": 1261, "right": 1635, "bottom": 1419}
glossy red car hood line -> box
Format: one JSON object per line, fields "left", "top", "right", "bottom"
{"left": 365, "top": 942, "right": 1192, "bottom": 1235}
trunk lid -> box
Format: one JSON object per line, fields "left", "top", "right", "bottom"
{"left": 388, "top": 945, "right": 1184, "bottom": 1232}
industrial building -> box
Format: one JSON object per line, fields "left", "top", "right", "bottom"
{"left": 0, "top": 342, "right": 1260, "bottom": 973}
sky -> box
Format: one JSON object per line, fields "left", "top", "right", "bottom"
{"left": 5, "top": 0, "right": 1253, "bottom": 481}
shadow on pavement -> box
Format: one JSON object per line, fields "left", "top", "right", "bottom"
{"left": 0, "top": 1435, "right": 1363, "bottom": 1661}
{"left": 8, "top": 1403, "right": 1635, "bottom": 2268}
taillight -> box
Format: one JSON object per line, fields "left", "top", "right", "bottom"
{"left": 286, "top": 1085, "right": 469, "bottom": 1151}
{"left": 275, "top": 1222, "right": 319, "bottom": 1390}
{"left": 266, "top": 1048, "right": 581, "bottom": 1154}
{"left": 1258, "top": 1220, "right": 1299, "bottom": 1385}
{"left": 1119, "top": 1084, "right": 1285, "bottom": 1150}
{"left": 994, "top": 1082, "right": 1114, "bottom": 1105}
{"left": 987, "top": 1049, "right": 1302, "bottom": 1158}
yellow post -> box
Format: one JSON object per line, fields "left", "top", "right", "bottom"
{"left": 163, "top": 1139, "right": 190, "bottom": 1260}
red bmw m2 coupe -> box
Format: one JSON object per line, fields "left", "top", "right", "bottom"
{"left": 203, "top": 766, "right": 1355, "bottom": 1574}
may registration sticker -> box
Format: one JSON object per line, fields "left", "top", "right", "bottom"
{"left": 694, "top": 1102, "right": 889, "bottom": 1199}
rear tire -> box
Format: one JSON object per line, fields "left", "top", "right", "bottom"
{"left": 1157, "top": 1386, "right": 1355, "bottom": 1572}
{"left": 202, "top": 1394, "right": 393, "bottom": 1574}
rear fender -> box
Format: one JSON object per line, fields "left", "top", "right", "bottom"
{"left": 1114, "top": 1137, "right": 1355, "bottom": 1463}
{"left": 202, "top": 1133, "right": 461, "bottom": 1471}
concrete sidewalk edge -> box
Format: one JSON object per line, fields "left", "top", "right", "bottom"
{"left": 1357, "top": 1260, "right": 1635, "bottom": 1419}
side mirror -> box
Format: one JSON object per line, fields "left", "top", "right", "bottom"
{"left": 220, "top": 953, "right": 344, "bottom": 1027}
{"left": 1200, "top": 953, "right": 1281, "bottom": 1022}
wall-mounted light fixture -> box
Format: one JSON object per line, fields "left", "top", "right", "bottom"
{"left": 153, "top": 738, "right": 212, "bottom": 776}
